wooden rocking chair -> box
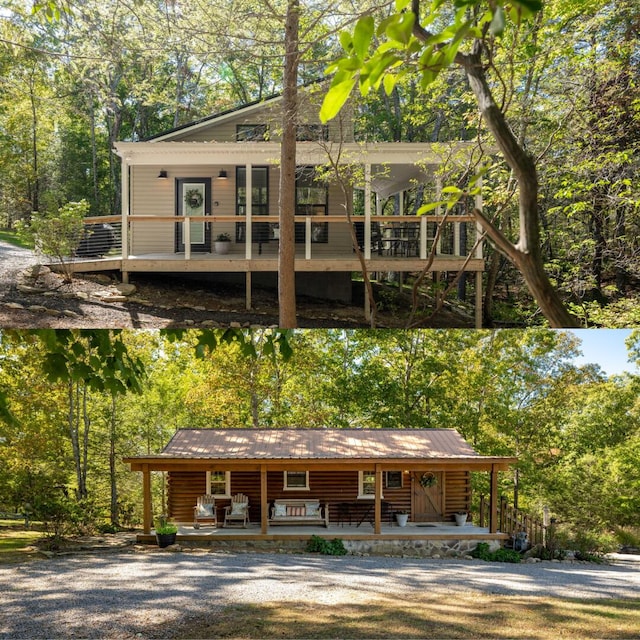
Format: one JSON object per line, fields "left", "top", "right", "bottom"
{"left": 223, "top": 493, "right": 250, "bottom": 528}
{"left": 193, "top": 494, "right": 217, "bottom": 529}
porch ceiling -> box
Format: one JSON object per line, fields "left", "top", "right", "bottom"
{"left": 113, "top": 141, "right": 474, "bottom": 198}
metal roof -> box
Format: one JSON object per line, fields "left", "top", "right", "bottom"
{"left": 160, "top": 428, "right": 481, "bottom": 460}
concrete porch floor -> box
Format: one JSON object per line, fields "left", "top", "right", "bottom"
{"left": 139, "top": 521, "right": 507, "bottom": 544}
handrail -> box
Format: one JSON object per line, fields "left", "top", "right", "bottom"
{"left": 479, "top": 494, "right": 546, "bottom": 547}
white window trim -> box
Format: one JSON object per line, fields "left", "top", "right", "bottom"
{"left": 283, "top": 470, "right": 310, "bottom": 491}
{"left": 206, "top": 470, "right": 231, "bottom": 498}
{"left": 358, "top": 470, "right": 383, "bottom": 499}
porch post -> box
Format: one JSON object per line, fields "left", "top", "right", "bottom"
{"left": 475, "top": 272, "right": 483, "bottom": 329}
{"left": 374, "top": 463, "right": 382, "bottom": 535}
{"left": 260, "top": 463, "right": 268, "bottom": 534}
{"left": 142, "top": 464, "right": 152, "bottom": 534}
{"left": 121, "top": 157, "right": 130, "bottom": 283}
{"left": 474, "top": 175, "right": 484, "bottom": 329}
{"left": 364, "top": 164, "right": 371, "bottom": 260}
{"left": 489, "top": 464, "right": 499, "bottom": 534}
{"left": 245, "top": 163, "right": 253, "bottom": 259}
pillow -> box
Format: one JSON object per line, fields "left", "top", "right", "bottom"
{"left": 231, "top": 502, "right": 247, "bottom": 516}
{"left": 274, "top": 503, "right": 287, "bottom": 517}
{"left": 197, "top": 503, "right": 214, "bottom": 517}
{"left": 305, "top": 502, "right": 320, "bottom": 517}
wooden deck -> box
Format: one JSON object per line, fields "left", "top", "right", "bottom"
{"left": 62, "top": 251, "right": 485, "bottom": 275}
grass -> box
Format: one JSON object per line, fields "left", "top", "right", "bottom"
{"left": 0, "top": 228, "right": 33, "bottom": 249}
{"left": 171, "top": 595, "right": 640, "bottom": 639}
{"left": 0, "top": 519, "right": 43, "bottom": 563}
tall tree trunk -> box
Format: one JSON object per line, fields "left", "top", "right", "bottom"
{"left": 460, "top": 47, "right": 578, "bottom": 327}
{"left": 278, "top": 0, "right": 299, "bottom": 328}
{"left": 109, "top": 394, "right": 119, "bottom": 526}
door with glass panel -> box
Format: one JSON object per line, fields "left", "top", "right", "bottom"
{"left": 175, "top": 178, "right": 211, "bottom": 252}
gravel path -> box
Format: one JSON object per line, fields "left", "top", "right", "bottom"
{"left": 1, "top": 551, "right": 638, "bottom": 639}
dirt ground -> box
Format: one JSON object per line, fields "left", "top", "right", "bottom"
{"left": 0, "top": 241, "right": 475, "bottom": 329}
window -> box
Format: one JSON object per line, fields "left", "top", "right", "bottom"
{"left": 296, "top": 124, "right": 329, "bottom": 141}
{"left": 236, "top": 166, "right": 270, "bottom": 242}
{"left": 236, "top": 124, "right": 270, "bottom": 141}
{"left": 295, "top": 166, "right": 328, "bottom": 243}
{"left": 385, "top": 471, "right": 403, "bottom": 489}
{"left": 283, "top": 471, "right": 310, "bottom": 491}
{"left": 206, "top": 471, "right": 230, "bottom": 498}
{"left": 358, "top": 471, "right": 382, "bottom": 499}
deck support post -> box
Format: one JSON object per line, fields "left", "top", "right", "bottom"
{"left": 246, "top": 272, "right": 252, "bottom": 310}
{"left": 489, "top": 464, "right": 499, "bottom": 534}
{"left": 260, "top": 464, "right": 268, "bottom": 535}
{"left": 142, "top": 464, "right": 152, "bottom": 534}
{"left": 374, "top": 463, "right": 382, "bottom": 534}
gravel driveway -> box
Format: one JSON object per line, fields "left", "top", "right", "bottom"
{"left": 1, "top": 551, "right": 638, "bottom": 639}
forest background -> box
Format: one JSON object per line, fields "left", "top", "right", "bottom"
{"left": 0, "top": 0, "right": 639, "bottom": 326}
{"left": 0, "top": 328, "right": 639, "bottom": 554}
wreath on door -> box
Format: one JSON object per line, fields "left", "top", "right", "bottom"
{"left": 419, "top": 472, "right": 437, "bottom": 489}
{"left": 184, "top": 189, "right": 203, "bottom": 209}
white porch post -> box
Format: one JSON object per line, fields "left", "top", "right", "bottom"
{"left": 245, "top": 163, "right": 253, "bottom": 259}
{"left": 121, "top": 157, "right": 130, "bottom": 283}
{"left": 420, "top": 216, "right": 427, "bottom": 259}
{"left": 364, "top": 164, "right": 371, "bottom": 260}
{"left": 305, "top": 217, "right": 312, "bottom": 259}
{"left": 183, "top": 219, "right": 191, "bottom": 260}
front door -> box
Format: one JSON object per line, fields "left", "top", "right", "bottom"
{"left": 412, "top": 472, "right": 443, "bottom": 522}
{"left": 175, "top": 178, "right": 211, "bottom": 252}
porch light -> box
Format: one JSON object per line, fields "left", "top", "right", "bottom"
{"left": 217, "top": 169, "right": 228, "bottom": 179}
{"left": 157, "top": 169, "right": 168, "bottom": 179}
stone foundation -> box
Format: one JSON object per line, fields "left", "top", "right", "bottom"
{"left": 157, "top": 537, "right": 501, "bottom": 558}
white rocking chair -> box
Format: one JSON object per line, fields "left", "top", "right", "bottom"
{"left": 193, "top": 494, "right": 217, "bottom": 529}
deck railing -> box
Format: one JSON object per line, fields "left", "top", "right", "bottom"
{"left": 478, "top": 494, "right": 546, "bottom": 547}
{"left": 80, "top": 213, "right": 482, "bottom": 262}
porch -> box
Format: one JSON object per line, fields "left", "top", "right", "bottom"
{"left": 138, "top": 521, "right": 508, "bottom": 556}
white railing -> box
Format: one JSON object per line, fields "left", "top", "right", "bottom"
{"left": 83, "top": 214, "right": 482, "bottom": 263}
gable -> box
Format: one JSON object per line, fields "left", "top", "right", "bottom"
{"left": 149, "top": 82, "right": 351, "bottom": 144}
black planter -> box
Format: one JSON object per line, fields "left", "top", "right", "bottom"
{"left": 156, "top": 532, "right": 177, "bottom": 548}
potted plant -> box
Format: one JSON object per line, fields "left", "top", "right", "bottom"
{"left": 395, "top": 510, "right": 409, "bottom": 527}
{"left": 214, "top": 232, "right": 231, "bottom": 254}
{"left": 155, "top": 515, "right": 178, "bottom": 547}
{"left": 454, "top": 511, "right": 468, "bottom": 527}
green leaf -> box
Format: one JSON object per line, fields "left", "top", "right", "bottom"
{"left": 489, "top": 6, "right": 506, "bottom": 36}
{"left": 513, "top": 0, "right": 543, "bottom": 12}
{"left": 383, "top": 73, "right": 397, "bottom": 95}
{"left": 339, "top": 31, "right": 353, "bottom": 54}
{"left": 353, "top": 16, "right": 374, "bottom": 60}
{"left": 320, "top": 75, "right": 356, "bottom": 123}
{"left": 417, "top": 201, "right": 446, "bottom": 214}
{"left": 385, "top": 12, "right": 415, "bottom": 46}
{"left": 442, "top": 186, "right": 464, "bottom": 194}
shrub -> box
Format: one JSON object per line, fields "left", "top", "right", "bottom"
{"left": 306, "top": 535, "right": 347, "bottom": 556}
{"left": 471, "top": 542, "right": 521, "bottom": 563}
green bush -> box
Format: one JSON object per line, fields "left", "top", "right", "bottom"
{"left": 306, "top": 535, "right": 347, "bottom": 555}
{"left": 471, "top": 542, "right": 521, "bottom": 563}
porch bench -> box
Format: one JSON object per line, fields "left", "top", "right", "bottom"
{"left": 269, "top": 499, "right": 329, "bottom": 527}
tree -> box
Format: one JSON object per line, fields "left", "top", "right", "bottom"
{"left": 321, "top": 0, "right": 580, "bottom": 326}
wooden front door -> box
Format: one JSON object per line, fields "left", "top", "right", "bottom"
{"left": 412, "top": 472, "right": 443, "bottom": 522}
{"left": 175, "top": 178, "right": 212, "bottom": 252}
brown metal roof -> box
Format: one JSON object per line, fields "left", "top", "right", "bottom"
{"left": 159, "top": 428, "right": 480, "bottom": 460}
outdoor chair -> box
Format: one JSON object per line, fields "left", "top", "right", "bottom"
{"left": 193, "top": 494, "right": 217, "bottom": 529}
{"left": 223, "top": 493, "right": 250, "bottom": 528}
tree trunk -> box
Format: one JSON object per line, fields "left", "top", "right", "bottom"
{"left": 278, "top": 0, "right": 299, "bottom": 328}
{"left": 460, "top": 48, "right": 579, "bottom": 327}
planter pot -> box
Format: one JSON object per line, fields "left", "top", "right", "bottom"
{"left": 454, "top": 513, "right": 467, "bottom": 527}
{"left": 215, "top": 241, "right": 230, "bottom": 255}
{"left": 396, "top": 513, "right": 409, "bottom": 527}
{"left": 156, "top": 532, "right": 177, "bottom": 548}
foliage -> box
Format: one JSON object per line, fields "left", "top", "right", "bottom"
{"left": 471, "top": 541, "right": 521, "bottom": 563}
{"left": 15, "top": 200, "right": 89, "bottom": 282}
{"left": 306, "top": 535, "right": 348, "bottom": 555}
